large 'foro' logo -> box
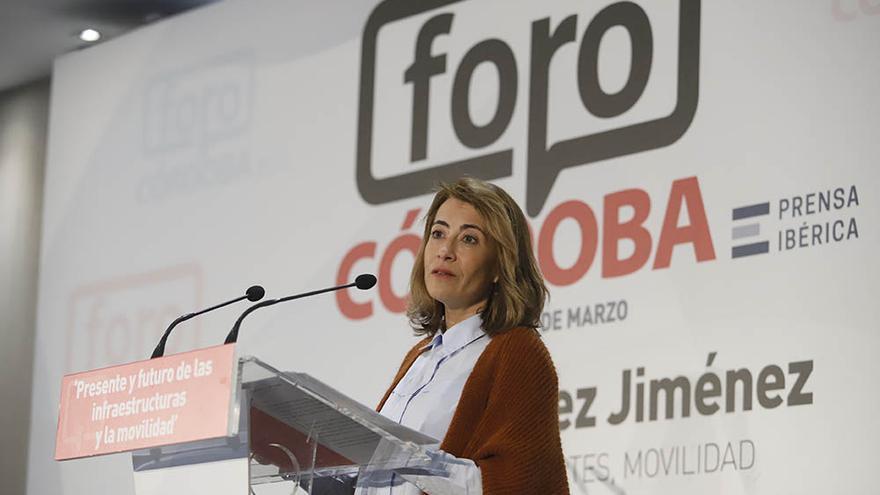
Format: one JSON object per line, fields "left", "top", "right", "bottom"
{"left": 356, "top": 0, "right": 701, "bottom": 216}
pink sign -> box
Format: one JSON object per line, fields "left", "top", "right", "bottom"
{"left": 55, "top": 344, "right": 236, "bottom": 460}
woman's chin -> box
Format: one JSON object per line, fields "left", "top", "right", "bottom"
{"left": 426, "top": 280, "right": 454, "bottom": 298}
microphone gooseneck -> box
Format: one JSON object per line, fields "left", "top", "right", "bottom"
{"left": 150, "top": 284, "right": 266, "bottom": 359}
{"left": 223, "top": 275, "right": 376, "bottom": 345}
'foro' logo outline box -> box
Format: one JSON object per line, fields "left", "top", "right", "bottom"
{"left": 356, "top": 0, "right": 701, "bottom": 216}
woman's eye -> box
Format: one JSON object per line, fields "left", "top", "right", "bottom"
{"left": 462, "top": 234, "right": 478, "bottom": 244}
{"left": 430, "top": 230, "right": 444, "bottom": 239}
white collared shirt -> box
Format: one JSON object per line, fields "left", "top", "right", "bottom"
{"left": 380, "top": 314, "right": 489, "bottom": 439}
{"left": 370, "top": 314, "right": 488, "bottom": 494}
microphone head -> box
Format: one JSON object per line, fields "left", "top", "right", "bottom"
{"left": 246, "top": 285, "right": 266, "bottom": 302}
{"left": 355, "top": 274, "right": 377, "bottom": 290}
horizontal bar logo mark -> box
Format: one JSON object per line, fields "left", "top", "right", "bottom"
{"left": 732, "top": 223, "right": 760, "bottom": 240}
{"left": 731, "top": 241, "right": 770, "bottom": 259}
{"left": 732, "top": 203, "right": 770, "bottom": 220}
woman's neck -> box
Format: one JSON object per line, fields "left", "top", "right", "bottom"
{"left": 444, "top": 300, "right": 485, "bottom": 331}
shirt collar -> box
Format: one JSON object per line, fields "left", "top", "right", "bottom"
{"left": 423, "top": 313, "right": 485, "bottom": 354}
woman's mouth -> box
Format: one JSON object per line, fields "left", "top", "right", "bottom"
{"left": 431, "top": 268, "right": 455, "bottom": 278}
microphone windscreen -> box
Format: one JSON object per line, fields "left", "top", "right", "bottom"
{"left": 246, "top": 285, "right": 266, "bottom": 302}
{"left": 355, "top": 274, "right": 377, "bottom": 290}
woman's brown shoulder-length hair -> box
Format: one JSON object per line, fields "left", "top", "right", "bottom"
{"left": 407, "top": 177, "right": 548, "bottom": 337}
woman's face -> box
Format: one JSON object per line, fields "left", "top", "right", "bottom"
{"left": 423, "top": 198, "right": 497, "bottom": 316}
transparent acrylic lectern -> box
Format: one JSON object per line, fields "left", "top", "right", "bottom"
{"left": 130, "top": 356, "right": 476, "bottom": 495}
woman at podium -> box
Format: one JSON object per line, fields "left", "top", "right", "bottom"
{"left": 375, "top": 177, "right": 569, "bottom": 494}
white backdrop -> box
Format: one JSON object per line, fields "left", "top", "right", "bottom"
{"left": 28, "top": 0, "right": 880, "bottom": 493}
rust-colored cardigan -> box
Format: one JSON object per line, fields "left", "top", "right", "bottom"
{"left": 377, "top": 327, "right": 569, "bottom": 494}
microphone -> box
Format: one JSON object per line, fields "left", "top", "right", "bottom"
{"left": 223, "top": 274, "right": 377, "bottom": 345}
{"left": 150, "top": 285, "right": 266, "bottom": 359}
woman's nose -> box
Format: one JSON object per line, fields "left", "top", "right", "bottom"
{"left": 437, "top": 239, "right": 455, "bottom": 260}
